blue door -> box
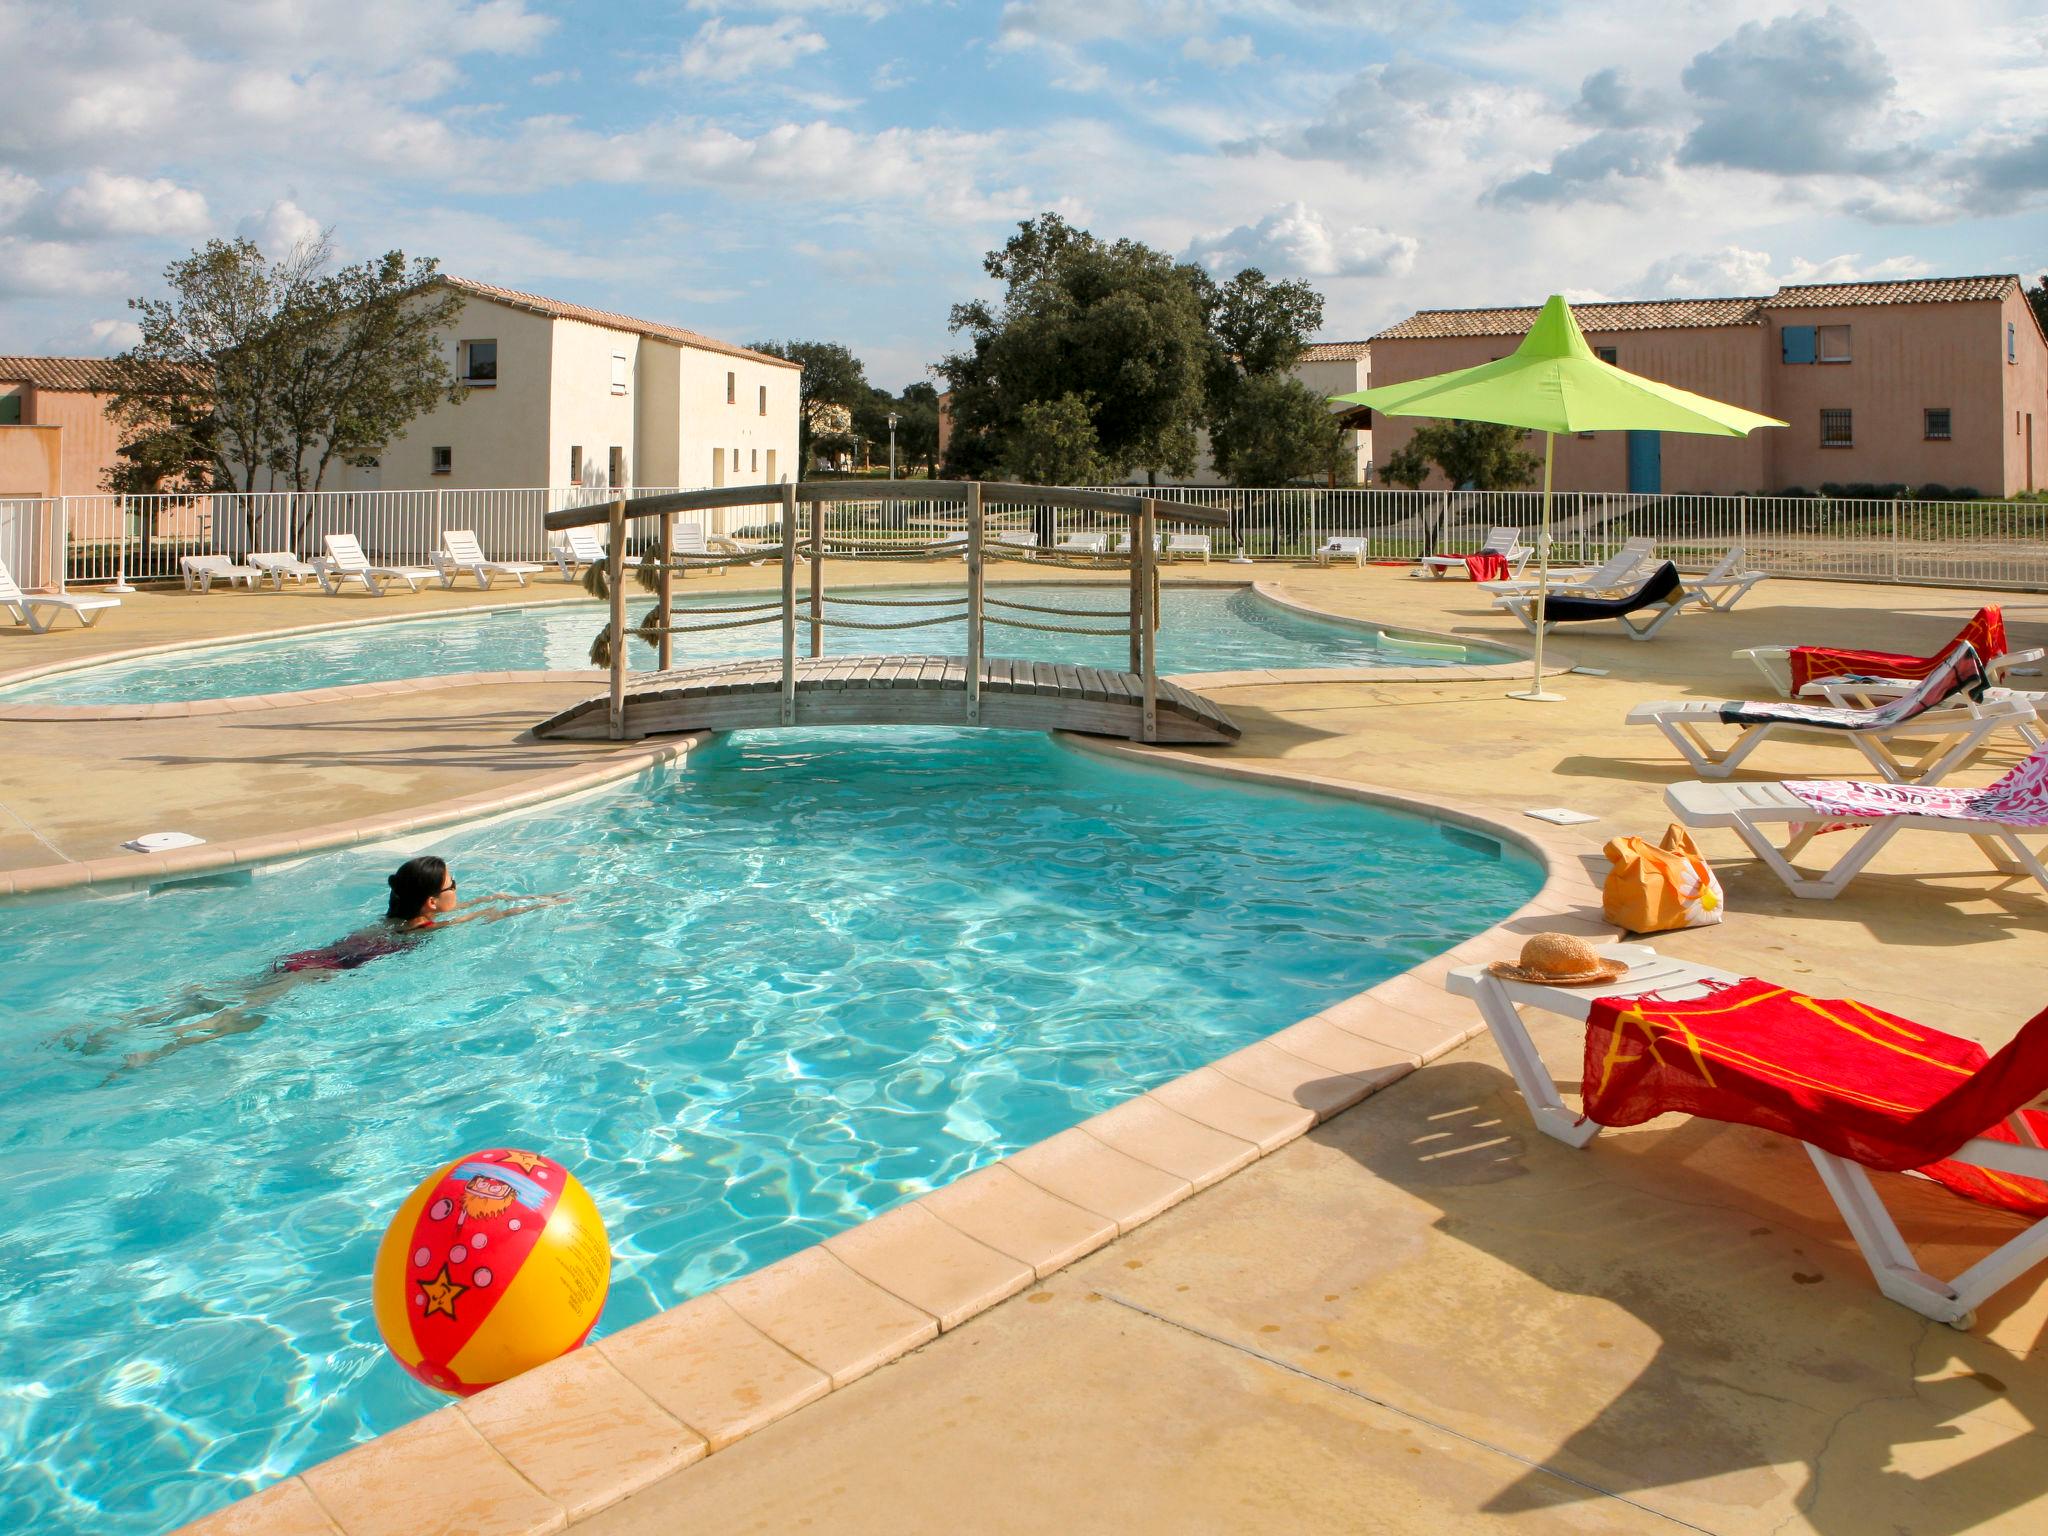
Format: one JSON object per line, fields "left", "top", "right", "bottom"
{"left": 1627, "top": 430, "right": 1662, "bottom": 494}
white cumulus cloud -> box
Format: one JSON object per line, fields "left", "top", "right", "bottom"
{"left": 55, "top": 170, "right": 210, "bottom": 237}
{"left": 1186, "top": 202, "right": 1417, "bottom": 279}
{"left": 237, "top": 199, "right": 325, "bottom": 256}
{"left": 0, "top": 237, "right": 126, "bottom": 299}
{"left": 652, "top": 17, "right": 830, "bottom": 81}
{"left": 0, "top": 168, "right": 40, "bottom": 228}
{"left": 89, "top": 316, "right": 142, "bottom": 350}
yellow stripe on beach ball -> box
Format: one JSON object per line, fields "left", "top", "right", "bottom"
{"left": 447, "top": 1170, "right": 610, "bottom": 1388}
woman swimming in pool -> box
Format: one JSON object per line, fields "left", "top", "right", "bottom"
{"left": 270, "top": 856, "right": 552, "bottom": 971}
{"left": 82, "top": 857, "right": 566, "bottom": 1069}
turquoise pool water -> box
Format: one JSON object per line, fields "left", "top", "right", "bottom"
{"left": 0, "top": 729, "right": 1540, "bottom": 1533}
{"left": 3, "top": 586, "right": 1505, "bottom": 706}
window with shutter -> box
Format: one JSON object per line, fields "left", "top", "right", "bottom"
{"left": 1817, "top": 325, "right": 1851, "bottom": 362}
{"left": 1781, "top": 326, "right": 1817, "bottom": 364}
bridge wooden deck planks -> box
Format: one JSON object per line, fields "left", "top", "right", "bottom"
{"left": 535, "top": 654, "right": 1237, "bottom": 745}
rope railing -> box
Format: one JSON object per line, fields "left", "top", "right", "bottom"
{"left": 983, "top": 614, "right": 1131, "bottom": 637}
{"left": 983, "top": 593, "right": 1131, "bottom": 619}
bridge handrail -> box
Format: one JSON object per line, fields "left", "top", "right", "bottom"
{"left": 542, "top": 480, "right": 1230, "bottom": 532}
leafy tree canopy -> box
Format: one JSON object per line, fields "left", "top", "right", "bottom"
{"left": 1209, "top": 373, "right": 1354, "bottom": 488}
{"left": 2030, "top": 272, "right": 2048, "bottom": 343}
{"left": 104, "top": 234, "right": 465, "bottom": 497}
{"left": 1382, "top": 420, "right": 1541, "bottom": 491}
{"left": 941, "top": 213, "right": 1214, "bottom": 483}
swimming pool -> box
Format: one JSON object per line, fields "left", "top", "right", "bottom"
{"left": 0, "top": 728, "right": 1538, "bottom": 1533}
{"left": 2, "top": 586, "right": 1510, "bottom": 707}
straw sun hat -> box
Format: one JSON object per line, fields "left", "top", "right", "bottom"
{"left": 1487, "top": 932, "right": 1629, "bottom": 987}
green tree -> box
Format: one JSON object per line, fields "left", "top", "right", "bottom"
{"left": 1003, "top": 393, "right": 1106, "bottom": 484}
{"left": 2029, "top": 273, "right": 2048, "bottom": 342}
{"left": 1385, "top": 420, "right": 1541, "bottom": 490}
{"left": 896, "top": 381, "right": 941, "bottom": 476}
{"left": 104, "top": 235, "right": 466, "bottom": 504}
{"left": 1206, "top": 268, "right": 1324, "bottom": 381}
{"left": 748, "top": 338, "right": 868, "bottom": 474}
{"left": 941, "top": 213, "right": 1211, "bottom": 482}
{"left": 1209, "top": 374, "right": 1351, "bottom": 487}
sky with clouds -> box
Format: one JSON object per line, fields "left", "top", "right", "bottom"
{"left": 1, "top": 0, "right": 2043, "bottom": 388}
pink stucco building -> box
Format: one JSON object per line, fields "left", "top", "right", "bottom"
{"left": 0, "top": 356, "right": 124, "bottom": 500}
{"left": 1368, "top": 276, "right": 2048, "bottom": 497}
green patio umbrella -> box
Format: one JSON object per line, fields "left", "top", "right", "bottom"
{"left": 1332, "top": 295, "right": 1784, "bottom": 701}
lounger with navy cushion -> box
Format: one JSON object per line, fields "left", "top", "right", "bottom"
{"left": 1417, "top": 525, "right": 1531, "bottom": 579}
{"left": 1664, "top": 741, "right": 2048, "bottom": 900}
{"left": 1493, "top": 560, "right": 1688, "bottom": 640}
{"left": 1627, "top": 643, "right": 2034, "bottom": 783}
{"left": 317, "top": 533, "right": 444, "bottom": 596}
{"left": 1480, "top": 537, "right": 1656, "bottom": 598}
{"left": 1680, "top": 545, "right": 1768, "bottom": 611}
{"left": 434, "top": 529, "right": 546, "bottom": 589}
{"left": 1316, "top": 535, "right": 1369, "bottom": 567}
{"left": 179, "top": 554, "right": 261, "bottom": 593}
{"left": 249, "top": 551, "right": 321, "bottom": 588}
{"left": 0, "top": 558, "right": 119, "bottom": 633}
{"left": 1446, "top": 943, "right": 2048, "bottom": 1327}
{"left": 552, "top": 526, "right": 643, "bottom": 581}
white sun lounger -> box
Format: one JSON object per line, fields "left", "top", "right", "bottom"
{"left": 552, "top": 526, "right": 643, "bottom": 580}
{"left": 1417, "top": 526, "right": 1530, "bottom": 578}
{"left": 990, "top": 530, "right": 1039, "bottom": 557}
{"left": 0, "top": 558, "right": 119, "bottom": 632}
{"left": 179, "top": 554, "right": 261, "bottom": 593}
{"left": 248, "top": 551, "right": 321, "bottom": 588}
{"left": 670, "top": 521, "right": 738, "bottom": 578}
{"left": 1627, "top": 644, "right": 2032, "bottom": 783}
{"left": 1665, "top": 747, "right": 2048, "bottom": 900}
{"left": 1056, "top": 532, "right": 1109, "bottom": 555}
{"left": 435, "top": 529, "right": 546, "bottom": 589}
{"left": 1165, "top": 532, "right": 1211, "bottom": 562}
{"left": 317, "top": 533, "right": 444, "bottom": 596}
{"left": 1316, "top": 536, "right": 1370, "bottom": 567}
{"left": 1492, "top": 561, "right": 1688, "bottom": 641}
{"left": 1446, "top": 943, "right": 2048, "bottom": 1328}
{"left": 1739, "top": 642, "right": 2046, "bottom": 698}
{"left": 1479, "top": 537, "right": 1656, "bottom": 598}
{"left": 1681, "top": 546, "right": 1768, "bottom": 611}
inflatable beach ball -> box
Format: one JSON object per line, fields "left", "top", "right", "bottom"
{"left": 372, "top": 1148, "right": 610, "bottom": 1396}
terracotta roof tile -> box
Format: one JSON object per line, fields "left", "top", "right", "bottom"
{"left": 1762, "top": 275, "right": 2018, "bottom": 308}
{"left": 1298, "top": 341, "right": 1370, "bottom": 362}
{"left": 0, "top": 356, "right": 121, "bottom": 391}
{"left": 437, "top": 277, "right": 801, "bottom": 369}
{"left": 1372, "top": 297, "right": 1765, "bottom": 341}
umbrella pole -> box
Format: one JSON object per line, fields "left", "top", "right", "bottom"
{"left": 1510, "top": 431, "right": 1565, "bottom": 703}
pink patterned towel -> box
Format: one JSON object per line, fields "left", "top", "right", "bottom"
{"left": 1787, "top": 745, "right": 2048, "bottom": 828}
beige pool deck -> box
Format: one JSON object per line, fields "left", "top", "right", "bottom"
{"left": 5, "top": 563, "right": 2046, "bottom": 1535}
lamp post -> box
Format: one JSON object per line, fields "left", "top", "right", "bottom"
{"left": 886, "top": 411, "right": 900, "bottom": 481}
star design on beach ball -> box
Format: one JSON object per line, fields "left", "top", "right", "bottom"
{"left": 498, "top": 1151, "right": 547, "bottom": 1175}
{"left": 419, "top": 1265, "right": 466, "bottom": 1319}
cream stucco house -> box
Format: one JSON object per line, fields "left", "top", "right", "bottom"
{"left": 338, "top": 278, "right": 801, "bottom": 494}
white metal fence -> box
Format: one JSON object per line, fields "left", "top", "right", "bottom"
{"left": 11, "top": 484, "right": 2048, "bottom": 592}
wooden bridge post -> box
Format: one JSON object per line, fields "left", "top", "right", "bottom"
{"left": 780, "top": 481, "right": 797, "bottom": 725}
{"left": 657, "top": 510, "right": 674, "bottom": 672}
{"left": 606, "top": 496, "right": 627, "bottom": 740}
{"left": 1139, "top": 497, "right": 1159, "bottom": 743}
{"left": 1127, "top": 512, "right": 1143, "bottom": 675}
{"left": 966, "top": 481, "right": 984, "bottom": 725}
{"left": 808, "top": 492, "right": 824, "bottom": 658}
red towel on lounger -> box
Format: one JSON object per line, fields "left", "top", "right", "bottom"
{"left": 1581, "top": 978, "right": 2048, "bottom": 1216}
{"left": 1463, "top": 551, "right": 1510, "bottom": 582}
{"left": 1788, "top": 606, "right": 2006, "bottom": 694}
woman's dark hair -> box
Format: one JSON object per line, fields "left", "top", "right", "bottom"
{"left": 387, "top": 856, "right": 449, "bottom": 921}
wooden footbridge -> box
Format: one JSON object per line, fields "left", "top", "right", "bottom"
{"left": 533, "top": 481, "right": 1239, "bottom": 746}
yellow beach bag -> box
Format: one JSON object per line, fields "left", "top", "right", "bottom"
{"left": 1602, "top": 824, "right": 1724, "bottom": 934}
